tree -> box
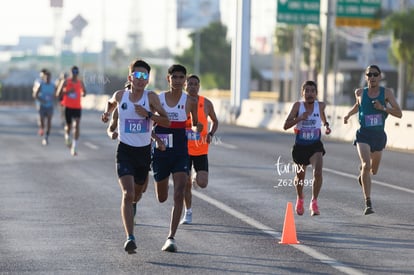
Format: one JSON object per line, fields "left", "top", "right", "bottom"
{"left": 379, "top": 8, "right": 414, "bottom": 108}
{"left": 274, "top": 25, "right": 294, "bottom": 55}
{"left": 274, "top": 25, "right": 322, "bottom": 77}
{"left": 175, "top": 22, "right": 231, "bottom": 89}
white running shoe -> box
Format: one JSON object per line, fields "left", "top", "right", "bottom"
{"left": 180, "top": 211, "right": 192, "bottom": 224}
{"left": 161, "top": 238, "right": 177, "bottom": 252}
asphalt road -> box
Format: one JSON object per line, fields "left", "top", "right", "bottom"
{"left": 1, "top": 105, "right": 413, "bottom": 275}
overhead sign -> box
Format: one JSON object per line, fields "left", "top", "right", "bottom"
{"left": 277, "top": 0, "right": 320, "bottom": 25}
{"left": 336, "top": 0, "right": 382, "bottom": 29}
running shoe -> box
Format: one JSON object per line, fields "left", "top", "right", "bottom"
{"left": 310, "top": 198, "right": 320, "bottom": 216}
{"left": 364, "top": 206, "right": 375, "bottom": 215}
{"left": 295, "top": 197, "right": 304, "bottom": 215}
{"left": 180, "top": 211, "right": 192, "bottom": 224}
{"left": 364, "top": 199, "right": 374, "bottom": 215}
{"left": 71, "top": 146, "right": 77, "bottom": 156}
{"left": 124, "top": 238, "right": 137, "bottom": 253}
{"left": 161, "top": 238, "right": 177, "bottom": 252}
{"left": 42, "top": 137, "right": 48, "bottom": 146}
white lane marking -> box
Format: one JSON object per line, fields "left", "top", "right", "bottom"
{"left": 323, "top": 167, "right": 414, "bottom": 194}
{"left": 84, "top": 142, "right": 99, "bottom": 150}
{"left": 192, "top": 190, "right": 365, "bottom": 275}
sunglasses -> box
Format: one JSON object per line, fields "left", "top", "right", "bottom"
{"left": 131, "top": 71, "right": 149, "bottom": 80}
{"left": 72, "top": 69, "right": 79, "bottom": 74}
{"left": 366, "top": 72, "right": 379, "bottom": 77}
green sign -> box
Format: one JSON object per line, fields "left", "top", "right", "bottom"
{"left": 336, "top": 0, "right": 382, "bottom": 28}
{"left": 277, "top": 0, "right": 320, "bottom": 25}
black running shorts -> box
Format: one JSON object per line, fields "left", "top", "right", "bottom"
{"left": 292, "top": 140, "right": 325, "bottom": 166}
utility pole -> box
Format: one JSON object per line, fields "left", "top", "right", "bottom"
{"left": 230, "top": 0, "right": 251, "bottom": 121}
{"left": 320, "top": 0, "right": 333, "bottom": 103}
{"left": 397, "top": 0, "right": 407, "bottom": 108}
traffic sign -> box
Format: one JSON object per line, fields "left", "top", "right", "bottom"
{"left": 336, "top": 0, "right": 382, "bottom": 29}
{"left": 71, "top": 14, "right": 88, "bottom": 36}
{"left": 277, "top": 0, "right": 320, "bottom": 25}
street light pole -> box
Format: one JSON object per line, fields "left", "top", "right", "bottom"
{"left": 321, "top": 0, "right": 333, "bottom": 103}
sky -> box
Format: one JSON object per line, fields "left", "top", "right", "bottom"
{"left": 0, "top": 0, "right": 277, "bottom": 55}
{"left": 0, "top": 0, "right": 144, "bottom": 52}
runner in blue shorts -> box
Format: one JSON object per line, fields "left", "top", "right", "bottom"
{"left": 102, "top": 59, "right": 169, "bottom": 253}
{"left": 152, "top": 64, "right": 202, "bottom": 252}
{"left": 344, "top": 64, "right": 402, "bottom": 215}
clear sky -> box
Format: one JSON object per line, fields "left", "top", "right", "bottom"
{"left": 0, "top": 0, "right": 277, "bottom": 55}
{"left": 0, "top": 0, "right": 130, "bottom": 51}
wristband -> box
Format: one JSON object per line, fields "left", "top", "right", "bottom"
{"left": 147, "top": 111, "right": 153, "bottom": 119}
{"left": 324, "top": 122, "right": 329, "bottom": 127}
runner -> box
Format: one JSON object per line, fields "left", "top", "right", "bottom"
{"left": 152, "top": 64, "right": 202, "bottom": 252}
{"left": 101, "top": 59, "right": 169, "bottom": 253}
{"left": 33, "top": 70, "right": 56, "bottom": 145}
{"left": 181, "top": 74, "right": 218, "bottom": 224}
{"left": 56, "top": 66, "right": 86, "bottom": 156}
{"left": 283, "top": 80, "right": 331, "bottom": 216}
{"left": 344, "top": 64, "right": 402, "bottom": 215}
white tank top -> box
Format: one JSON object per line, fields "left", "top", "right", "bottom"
{"left": 294, "top": 101, "right": 322, "bottom": 143}
{"left": 159, "top": 91, "right": 188, "bottom": 127}
{"left": 117, "top": 89, "right": 153, "bottom": 147}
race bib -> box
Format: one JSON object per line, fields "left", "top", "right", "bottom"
{"left": 156, "top": 134, "right": 173, "bottom": 148}
{"left": 186, "top": 129, "right": 200, "bottom": 141}
{"left": 124, "top": 118, "right": 150, "bottom": 133}
{"left": 364, "top": 114, "right": 383, "bottom": 127}
{"left": 298, "top": 128, "right": 320, "bottom": 141}
{"left": 67, "top": 91, "right": 77, "bottom": 99}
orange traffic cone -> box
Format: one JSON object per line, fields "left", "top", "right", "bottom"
{"left": 279, "top": 201, "right": 300, "bottom": 244}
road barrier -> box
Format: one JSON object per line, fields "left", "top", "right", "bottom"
{"left": 81, "top": 95, "right": 414, "bottom": 151}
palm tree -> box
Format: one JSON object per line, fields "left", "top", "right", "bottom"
{"left": 378, "top": 8, "right": 414, "bottom": 108}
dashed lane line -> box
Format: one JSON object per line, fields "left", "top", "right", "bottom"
{"left": 192, "top": 190, "right": 365, "bottom": 275}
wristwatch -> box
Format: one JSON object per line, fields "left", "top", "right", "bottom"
{"left": 147, "top": 111, "right": 153, "bottom": 119}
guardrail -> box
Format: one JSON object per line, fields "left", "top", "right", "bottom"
{"left": 81, "top": 94, "right": 414, "bottom": 151}
{"left": 234, "top": 99, "right": 414, "bottom": 151}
